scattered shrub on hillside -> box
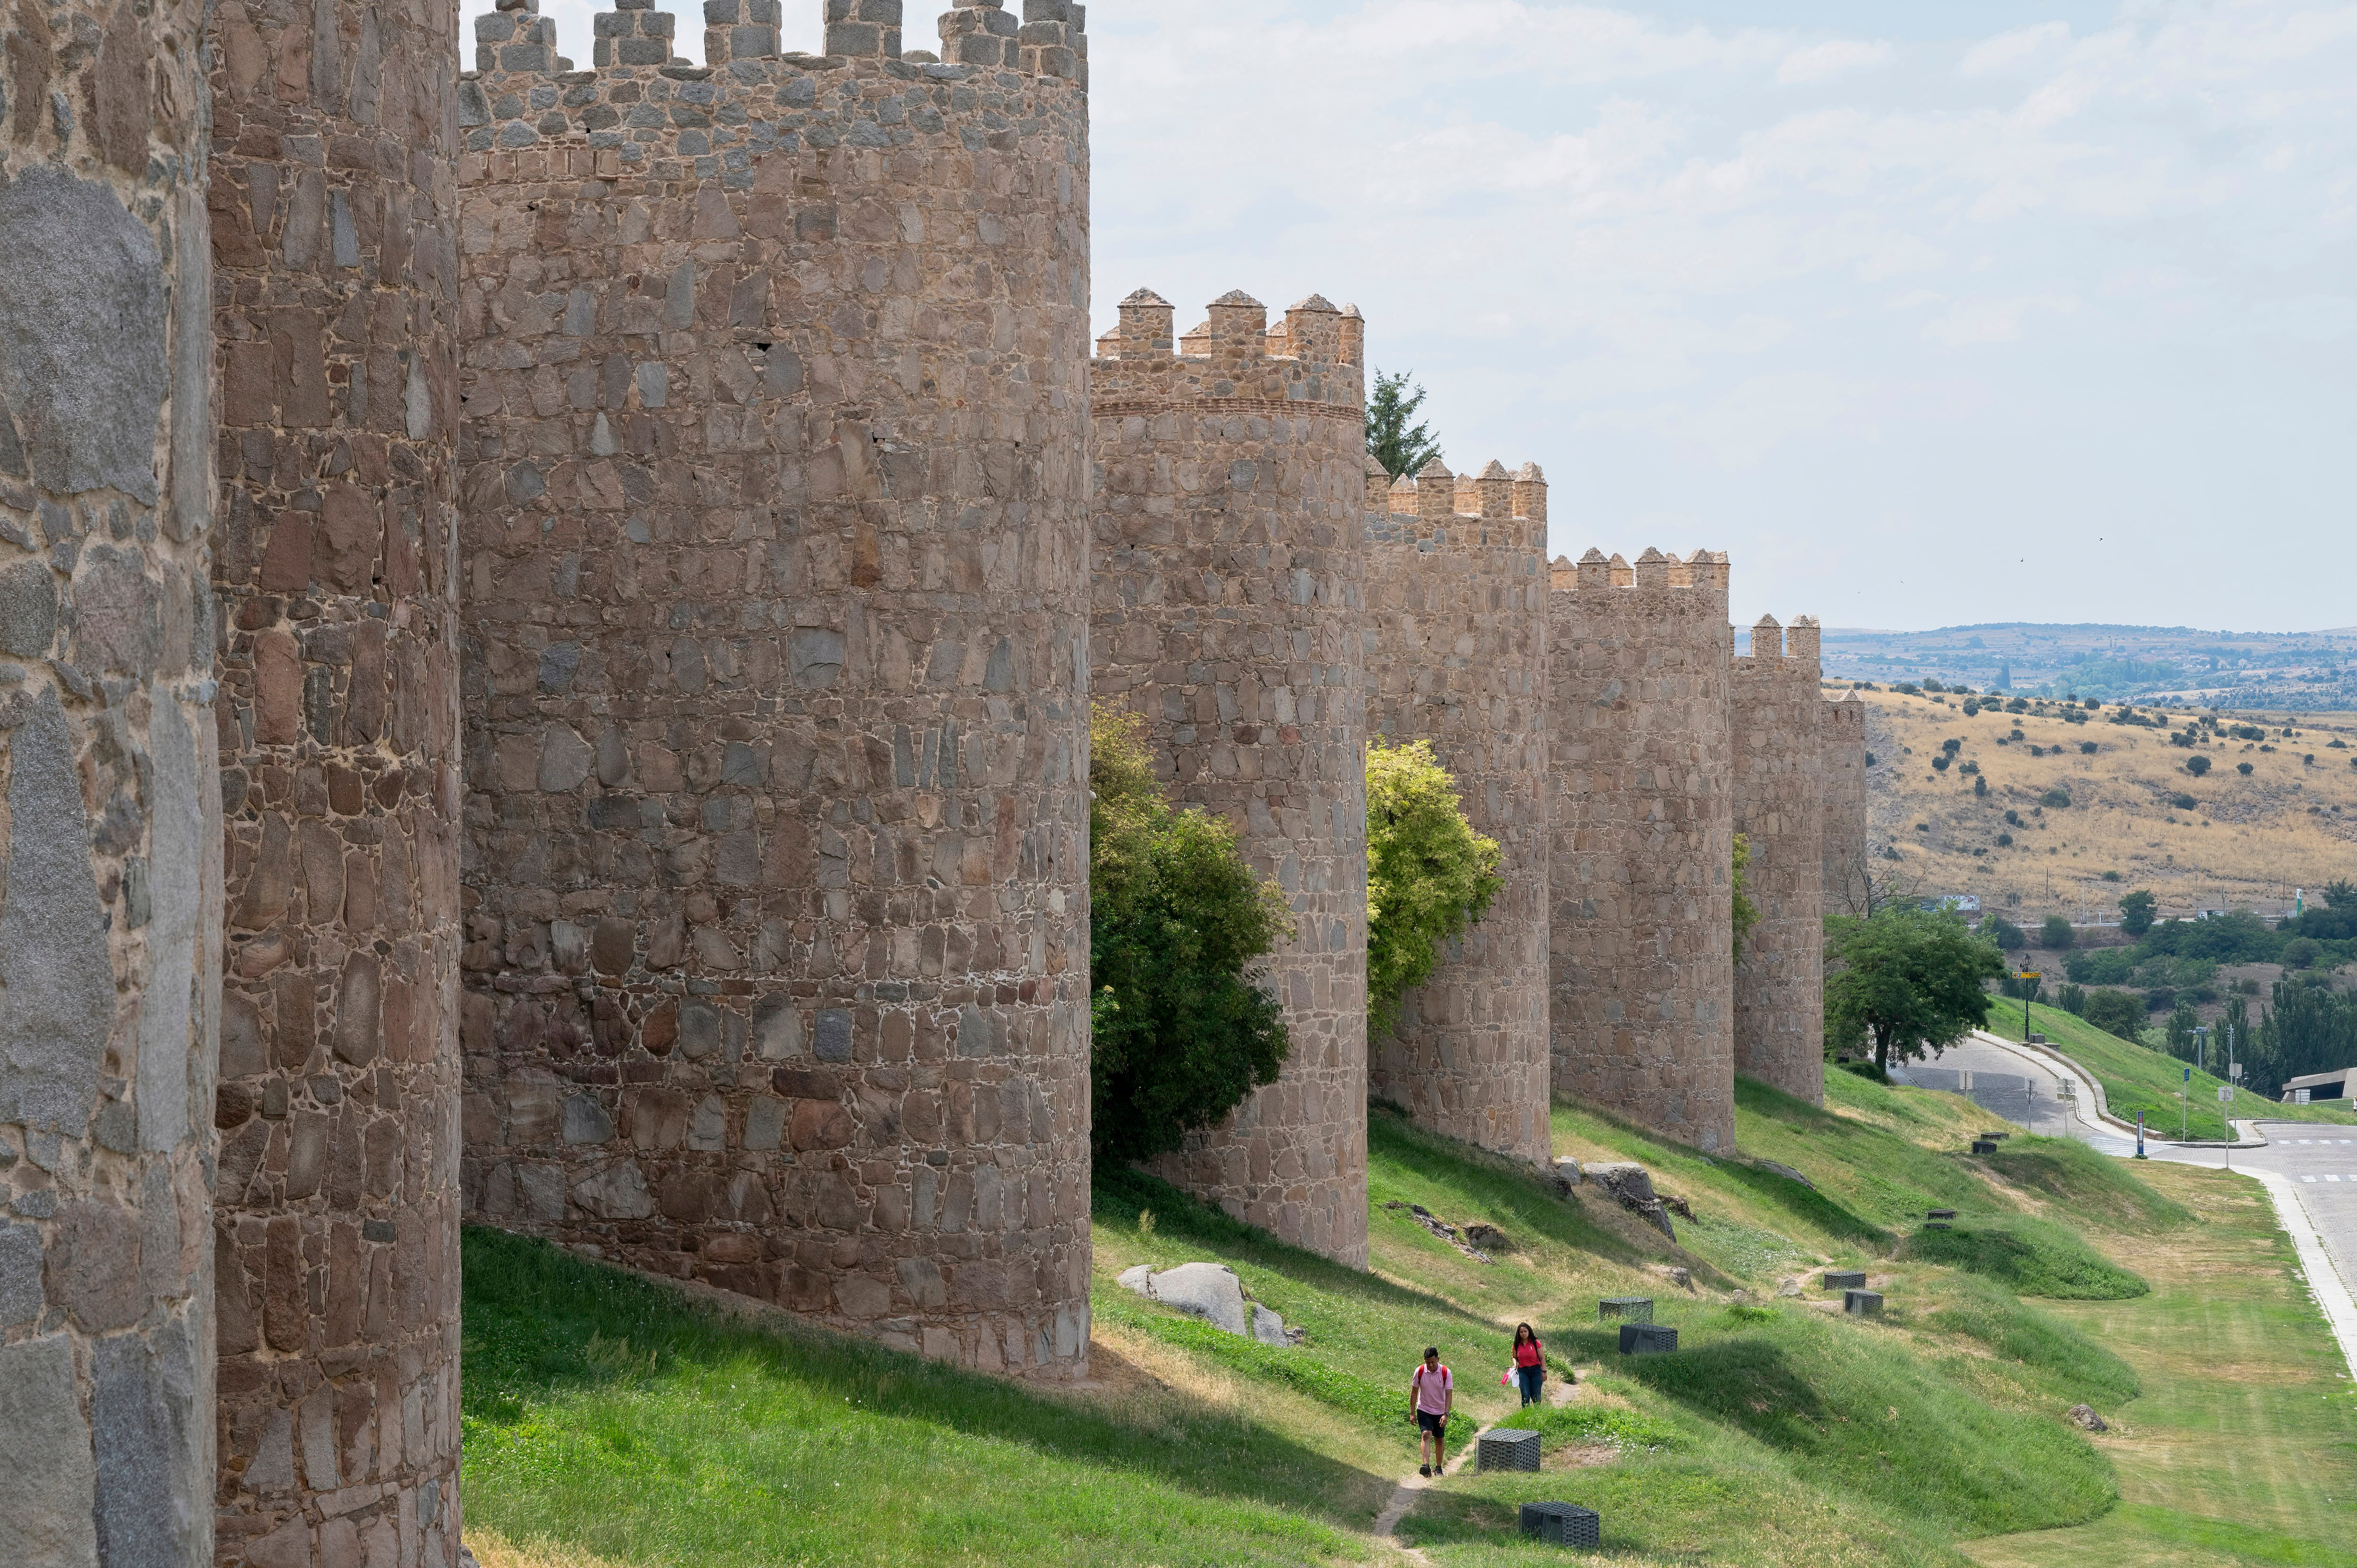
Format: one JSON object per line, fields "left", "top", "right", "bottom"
{"left": 2041, "top": 915, "right": 2074, "bottom": 949}
{"left": 2101, "top": 870, "right": 2123, "bottom": 883}
{"left": 2169, "top": 792, "right": 2198, "bottom": 811}
{"left": 2185, "top": 755, "right": 2212, "bottom": 777}
{"left": 1974, "top": 775, "right": 1989, "bottom": 798}
{"left": 1995, "top": 831, "right": 2012, "bottom": 846}
{"left": 2284, "top": 937, "right": 2323, "bottom": 970}
{"left": 1365, "top": 738, "right": 1501, "bottom": 1041}
{"left": 2119, "top": 888, "right": 2156, "bottom": 936}
{"left": 1932, "top": 754, "right": 1952, "bottom": 772}
{"left": 2042, "top": 788, "right": 2073, "bottom": 808}
{"left": 2080, "top": 988, "right": 2149, "bottom": 1041}
{"left": 2078, "top": 741, "right": 2098, "bottom": 754}
{"left": 1089, "top": 704, "right": 1294, "bottom": 1165}
{"left": 2004, "top": 809, "right": 2023, "bottom": 826}
{"left": 2239, "top": 762, "right": 2255, "bottom": 775}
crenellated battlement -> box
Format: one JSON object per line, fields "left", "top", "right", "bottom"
{"left": 459, "top": 0, "right": 1085, "bottom": 176}
{"left": 1549, "top": 546, "right": 1730, "bottom": 611}
{"left": 1734, "top": 612, "right": 1822, "bottom": 669}
{"left": 1090, "top": 286, "right": 1365, "bottom": 422}
{"left": 1367, "top": 456, "right": 1548, "bottom": 555}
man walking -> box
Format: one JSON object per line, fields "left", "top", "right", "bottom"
{"left": 1410, "top": 1345, "right": 1454, "bottom": 1477}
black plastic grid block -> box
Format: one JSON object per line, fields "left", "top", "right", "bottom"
{"left": 1597, "top": 1297, "right": 1653, "bottom": 1322}
{"left": 1480, "top": 1428, "right": 1542, "bottom": 1472}
{"left": 1971, "top": 1139, "right": 1999, "bottom": 1154}
{"left": 1845, "top": 1289, "right": 1884, "bottom": 1316}
{"left": 1821, "top": 1271, "right": 1867, "bottom": 1290}
{"left": 1618, "top": 1322, "right": 1677, "bottom": 1355}
{"left": 1520, "top": 1502, "right": 1601, "bottom": 1547}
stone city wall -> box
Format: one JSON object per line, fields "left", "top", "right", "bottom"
{"left": 453, "top": 0, "right": 1096, "bottom": 1377}
{"left": 203, "top": 0, "right": 469, "bottom": 1560}
{"left": 1362, "top": 458, "right": 1550, "bottom": 1166}
{"left": 1089, "top": 287, "right": 1371, "bottom": 1266}
{"left": 1730, "top": 615, "right": 1824, "bottom": 1107}
{"left": 1821, "top": 691, "right": 1869, "bottom": 918}
{"left": 1546, "top": 549, "right": 1735, "bottom": 1153}
{"left": 0, "top": 0, "right": 224, "bottom": 1560}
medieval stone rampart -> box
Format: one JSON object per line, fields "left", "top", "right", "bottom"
{"left": 1362, "top": 459, "right": 1550, "bottom": 1164}
{"left": 202, "top": 0, "right": 469, "bottom": 1559}
{"left": 453, "top": 0, "right": 1096, "bottom": 1378}
{"left": 0, "top": 0, "right": 224, "bottom": 1560}
{"left": 1546, "top": 549, "right": 1735, "bottom": 1153}
{"left": 1089, "top": 287, "right": 1370, "bottom": 1266}
{"left": 1730, "top": 615, "right": 1825, "bottom": 1105}
{"left": 1821, "top": 691, "right": 1870, "bottom": 917}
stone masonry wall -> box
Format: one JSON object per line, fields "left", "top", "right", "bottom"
{"left": 1362, "top": 458, "right": 1549, "bottom": 1166}
{"left": 1730, "top": 615, "right": 1824, "bottom": 1106}
{"left": 1546, "top": 549, "right": 1734, "bottom": 1153}
{"left": 1821, "top": 692, "right": 1869, "bottom": 918}
{"left": 1090, "top": 287, "right": 1370, "bottom": 1266}
{"left": 0, "top": 0, "right": 225, "bottom": 1561}
{"left": 204, "top": 0, "right": 467, "bottom": 1559}
{"left": 455, "top": 0, "right": 1097, "bottom": 1378}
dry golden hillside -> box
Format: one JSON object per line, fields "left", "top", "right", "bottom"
{"left": 1847, "top": 687, "right": 2357, "bottom": 928}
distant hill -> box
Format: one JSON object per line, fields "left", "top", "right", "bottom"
{"left": 1821, "top": 623, "right": 2357, "bottom": 711}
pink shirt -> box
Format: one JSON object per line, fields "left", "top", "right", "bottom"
{"left": 1413, "top": 1363, "right": 1452, "bottom": 1414}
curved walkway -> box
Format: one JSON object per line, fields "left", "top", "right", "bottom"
{"left": 1900, "top": 1032, "right": 2357, "bottom": 1377}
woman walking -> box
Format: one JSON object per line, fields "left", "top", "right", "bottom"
{"left": 1511, "top": 1323, "right": 1545, "bottom": 1407}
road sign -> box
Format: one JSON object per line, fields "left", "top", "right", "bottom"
{"left": 2217, "top": 1085, "right": 2233, "bottom": 1104}
{"left": 2017, "top": 971, "right": 2042, "bottom": 980}
{"left": 2230, "top": 1062, "right": 2244, "bottom": 1081}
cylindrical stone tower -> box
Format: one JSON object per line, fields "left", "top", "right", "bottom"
{"left": 205, "top": 0, "right": 467, "bottom": 1557}
{"left": 1547, "top": 548, "right": 1734, "bottom": 1153}
{"left": 1363, "top": 459, "right": 1549, "bottom": 1166}
{"left": 456, "top": 0, "right": 1096, "bottom": 1377}
{"left": 1090, "top": 287, "right": 1371, "bottom": 1267}
{"left": 1731, "top": 614, "right": 1825, "bottom": 1106}
{"left": 1822, "top": 691, "right": 1869, "bottom": 918}
{"left": 0, "top": 0, "right": 223, "bottom": 1561}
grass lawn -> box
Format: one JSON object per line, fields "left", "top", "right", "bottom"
{"left": 1960, "top": 1160, "right": 2357, "bottom": 1568}
{"left": 1983, "top": 1002, "right": 2357, "bottom": 1140}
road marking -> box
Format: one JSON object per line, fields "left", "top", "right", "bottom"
{"left": 2299, "top": 1175, "right": 2355, "bottom": 1182}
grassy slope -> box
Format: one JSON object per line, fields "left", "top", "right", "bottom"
{"left": 1961, "top": 1160, "right": 2357, "bottom": 1568}
{"left": 461, "top": 1071, "right": 2352, "bottom": 1568}
{"left": 1855, "top": 687, "right": 2357, "bottom": 924}
{"left": 1982, "top": 1001, "right": 2357, "bottom": 1137}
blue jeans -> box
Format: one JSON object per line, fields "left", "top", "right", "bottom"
{"left": 1516, "top": 1365, "right": 1543, "bottom": 1405}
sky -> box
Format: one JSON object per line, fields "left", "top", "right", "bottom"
{"left": 467, "top": 0, "right": 2357, "bottom": 633}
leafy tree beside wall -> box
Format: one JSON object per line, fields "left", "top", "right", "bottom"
{"left": 1824, "top": 904, "right": 2006, "bottom": 1074}
{"left": 1365, "top": 739, "right": 1502, "bottom": 1040}
{"left": 1088, "top": 705, "right": 1294, "bottom": 1165}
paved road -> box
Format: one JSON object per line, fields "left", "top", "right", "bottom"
{"left": 1894, "top": 1034, "right": 2357, "bottom": 1371}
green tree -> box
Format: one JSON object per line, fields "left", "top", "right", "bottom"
{"left": 1823, "top": 904, "right": 2006, "bottom": 1074}
{"left": 2080, "top": 988, "right": 2149, "bottom": 1042}
{"left": 2118, "top": 888, "right": 2157, "bottom": 937}
{"left": 1982, "top": 913, "right": 2026, "bottom": 950}
{"left": 1365, "top": 738, "right": 1501, "bottom": 1039}
{"left": 2185, "top": 754, "right": 2212, "bottom": 777}
{"left": 1732, "top": 834, "right": 1760, "bottom": 960}
{"left": 1088, "top": 704, "right": 1294, "bottom": 1165}
{"left": 2040, "top": 914, "right": 2075, "bottom": 949}
{"left": 1365, "top": 369, "right": 1442, "bottom": 480}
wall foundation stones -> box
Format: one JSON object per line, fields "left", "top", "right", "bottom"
{"left": 1, "top": 0, "right": 224, "bottom": 1558}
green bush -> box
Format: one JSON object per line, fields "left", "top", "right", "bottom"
{"left": 2041, "top": 914, "right": 2075, "bottom": 949}
{"left": 1365, "top": 738, "right": 1500, "bottom": 1039}
{"left": 1089, "top": 705, "right": 1294, "bottom": 1164}
{"left": 2119, "top": 888, "right": 2156, "bottom": 936}
{"left": 2081, "top": 987, "right": 2149, "bottom": 1040}
{"left": 2042, "top": 788, "right": 2074, "bottom": 808}
{"left": 2186, "top": 754, "right": 2212, "bottom": 777}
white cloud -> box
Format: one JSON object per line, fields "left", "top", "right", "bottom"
{"left": 1775, "top": 39, "right": 1897, "bottom": 87}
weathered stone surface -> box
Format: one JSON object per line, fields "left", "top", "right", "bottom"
{"left": 1363, "top": 458, "right": 1551, "bottom": 1166}
{"left": 0, "top": 165, "right": 169, "bottom": 499}
{"left": 458, "top": 25, "right": 1096, "bottom": 1381}
{"left": 1822, "top": 693, "right": 1871, "bottom": 917}
{"left": 0, "top": 691, "right": 115, "bottom": 1133}
{"left": 1548, "top": 549, "right": 1736, "bottom": 1153}
{"left": 1731, "top": 616, "right": 1826, "bottom": 1105}
{"left": 1136, "top": 1261, "right": 1251, "bottom": 1336}
{"left": 1091, "top": 289, "right": 1371, "bottom": 1267}
{"left": 0, "top": 1336, "right": 99, "bottom": 1567}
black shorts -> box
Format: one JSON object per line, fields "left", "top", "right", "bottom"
{"left": 1417, "top": 1410, "right": 1447, "bottom": 1436}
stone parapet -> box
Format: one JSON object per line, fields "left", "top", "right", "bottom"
{"left": 1363, "top": 461, "right": 1550, "bottom": 1165}
{"left": 1546, "top": 549, "right": 1735, "bottom": 1153}
{"left": 0, "top": 0, "right": 223, "bottom": 1561}
{"left": 1089, "top": 288, "right": 1370, "bottom": 1267}
{"left": 1731, "top": 616, "right": 1826, "bottom": 1106}
{"left": 205, "top": 0, "right": 468, "bottom": 1559}
{"left": 455, "top": 5, "right": 1095, "bottom": 1378}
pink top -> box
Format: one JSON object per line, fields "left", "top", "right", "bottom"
{"left": 1413, "top": 1363, "right": 1453, "bottom": 1414}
